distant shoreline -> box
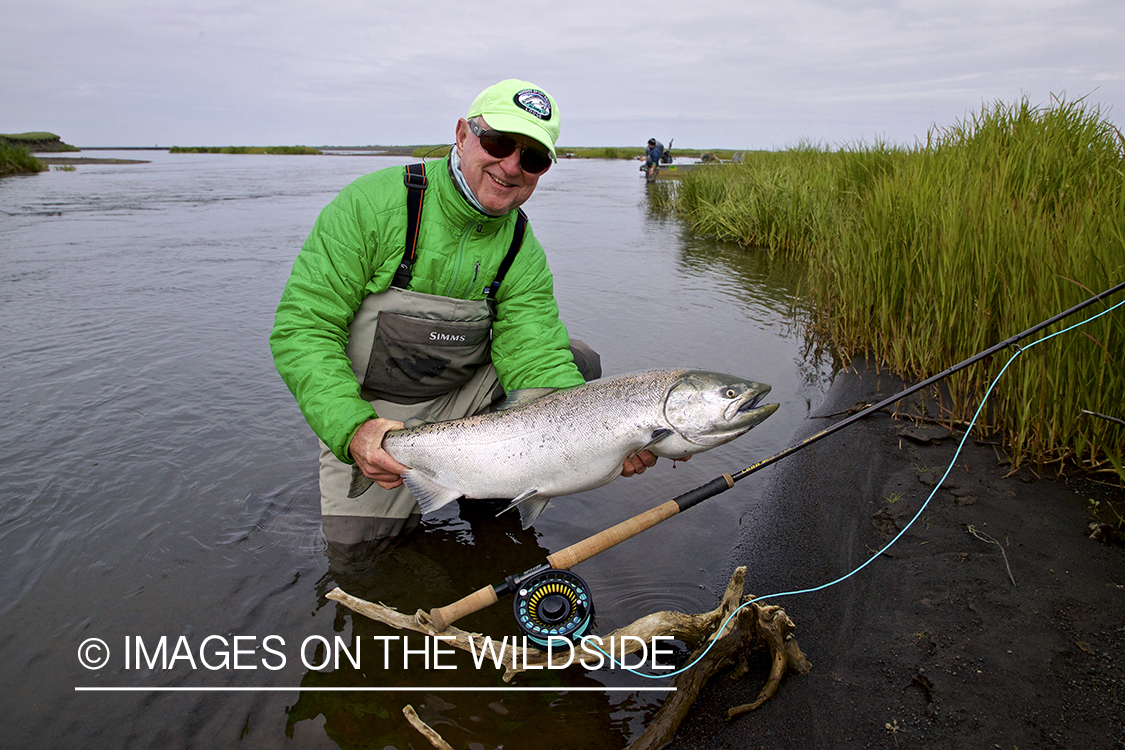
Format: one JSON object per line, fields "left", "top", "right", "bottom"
{"left": 68, "top": 145, "right": 428, "bottom": 154}
{"left": 67, "top": 145, "right": 740, "bottom": 160}
{"left": 35, "top": 156, "right": 150, "bottom": 165}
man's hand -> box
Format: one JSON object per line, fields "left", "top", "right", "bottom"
{"left": 621, "top": 451, "right": 691, "bottom": 477}
{"left": 622, "top": 450, "right": 658, "bottom": 477}
{"left": 349, "top": 418, "right": 410, "bottom": 489}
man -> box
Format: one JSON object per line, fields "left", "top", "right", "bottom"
{"left": 271, "top": 80, "right": 657, "bottom": 550}
{"left": 643, "top": 138, "right": 664, "bottom": 178}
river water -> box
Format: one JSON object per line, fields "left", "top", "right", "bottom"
{"left": 0, "top": 151, "right": 831, "bottom": 748}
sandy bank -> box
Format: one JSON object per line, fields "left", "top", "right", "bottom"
{"left": 670, "top": 359, "right": 1124, "bottom": 749}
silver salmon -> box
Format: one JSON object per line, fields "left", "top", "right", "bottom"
{"left": 355, "top": 368, "right": 778, "bottom": 528}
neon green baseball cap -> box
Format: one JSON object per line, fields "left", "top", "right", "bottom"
{"left": 467, "top": 79, "right": 560, "bottom": 161}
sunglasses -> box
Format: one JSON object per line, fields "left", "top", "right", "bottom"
{"left": 468, "top": 119, "right": 552, "bottom": 174}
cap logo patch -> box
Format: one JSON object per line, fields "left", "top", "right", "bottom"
{"left": 514, "top": 89, "right": 552, "bottom": 120}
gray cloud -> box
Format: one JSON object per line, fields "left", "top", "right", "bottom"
{"left": 2, "top": 0, "right": 1120, "bottom": 148}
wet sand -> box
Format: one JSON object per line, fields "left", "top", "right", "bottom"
{"left": 670, "top": 360, "right": 1124, "bottom": 749}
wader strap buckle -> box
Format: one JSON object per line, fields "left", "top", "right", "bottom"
{"left": 392, "top": 163, "right": 428, "bottom": 289}
{"left": 484, "top": 208, "right": 528, "bottom": 306}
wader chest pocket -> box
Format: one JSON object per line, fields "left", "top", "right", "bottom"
{"left": 362, "top": 312, "right": 491, "bottom": 404}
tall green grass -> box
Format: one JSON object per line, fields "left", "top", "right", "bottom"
{"left": 668, "top": 141, "right": 845, "bottom": 253}
{"left": 0, "top": 141, "right": 47, "bottom": 175}
{"left": 658, "top": 97, "right": 1125, "bottom": 481}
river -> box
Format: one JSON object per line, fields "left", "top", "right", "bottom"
{"left": 0, "top": 151, "right": 831, "bottom": 748}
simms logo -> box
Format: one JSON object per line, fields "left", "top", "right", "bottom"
{"left": 430, "top": 332, "right": 467, "bottom": 342}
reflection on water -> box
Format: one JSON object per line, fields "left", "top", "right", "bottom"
{"left": 292, "top": 504, "right": 634, "bottom": 749}
{"left": 0, "top": 153, "right": 830, "bottom": 748}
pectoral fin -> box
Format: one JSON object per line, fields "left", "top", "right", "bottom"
{"left": 627, "top": 428, "right": 673, "bottom": 461}
{"left": 348, "top": 465, "right": 375, "bottom": 498}
{"left": 497, "top": 488, "right": 552, "bottom": 529}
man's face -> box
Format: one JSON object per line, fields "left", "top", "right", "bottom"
{"left": 455, "top": 117, "right": 550, "bottom": 216}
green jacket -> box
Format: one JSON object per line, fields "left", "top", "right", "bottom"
{"left": 270, "top": 156, "right": 585, "bottom": 464}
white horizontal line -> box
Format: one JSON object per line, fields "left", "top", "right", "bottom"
{"left": 75, "top": 686, "right": 675, "bottom": 693}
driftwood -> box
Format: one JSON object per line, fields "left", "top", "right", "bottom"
{"left": 626, "top": 568, "right": 811, "bottom": 750}
{"left": 326, "top": 566, "right": 810, "bottom": 748}
{"left": 402, "top": 705, "right": 453, "bottom": 750}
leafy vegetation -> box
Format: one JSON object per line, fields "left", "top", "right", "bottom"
{"left": 652, "top": 96, "right": 1125, "bottom": 482}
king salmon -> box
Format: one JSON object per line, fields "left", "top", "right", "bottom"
{"left": 350, "top": 368, "right": 779, "bottom": 528}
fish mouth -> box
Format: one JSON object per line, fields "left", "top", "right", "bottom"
{"left": 741, "top": 400, "right": 780, "bottom": 421}
{"left": 738, "top": 390, "right": 768, "bottom": 413}
{"left": 734, "top": 388, "right": 779, "bottom": 425}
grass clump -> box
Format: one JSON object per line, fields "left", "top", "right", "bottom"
{"left": 656, "top": 96, "right": 1125, "bottom": 481}
{"left": 822, "top": 97, "right": 1124, "bottom": 479}
{"left": 668, "top": 141, "right": 844, "bottom": 253}
{"left": 0, "top": 141, "right": 47, "bottom": 175}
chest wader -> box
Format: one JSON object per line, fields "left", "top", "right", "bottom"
{"left": 319, "top": 164, "right": 528, "bottom": 546}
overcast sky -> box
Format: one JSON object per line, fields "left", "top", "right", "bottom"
{"left": 3, "top": 0, "right": 1122, "bottom": 149}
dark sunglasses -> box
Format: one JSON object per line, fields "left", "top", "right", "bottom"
{"left": 468, "top": 119, "right": 552, "bottom": 174}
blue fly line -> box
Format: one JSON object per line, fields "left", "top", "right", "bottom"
{"left": 602, "top": 293, "right": 1125, "bottom": 680}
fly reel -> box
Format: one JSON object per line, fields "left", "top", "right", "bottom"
{"left": 510, "top": 568, "right": 594, "bottom": 648}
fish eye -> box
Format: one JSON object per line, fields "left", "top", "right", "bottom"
{"left": 724, "top": 388, "right": 738, "bottom": 399}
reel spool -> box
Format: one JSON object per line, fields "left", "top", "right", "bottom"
{"left": 511, "top": 568, "right": 594, "bottom": 648}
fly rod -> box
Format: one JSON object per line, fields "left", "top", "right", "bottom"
{"left": 429, "top": 280, "right": 1125, "bottom": 633}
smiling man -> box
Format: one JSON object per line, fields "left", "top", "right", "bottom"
{"left": 270, "top": 79, "right": 659, "bottom": 553}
